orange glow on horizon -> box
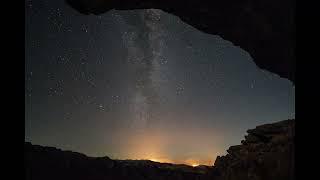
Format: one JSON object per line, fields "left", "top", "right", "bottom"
{"left": 149, "top": 158, "right": 159, "bottom": 162}
{"left": 146, "top": 157, "right": 212, "bottom": 166}
{"left": 113, "top": 127, "right": 217, "bottom": 166}
{"left": 148, "top": 158, "right": 173, "bottom": 163}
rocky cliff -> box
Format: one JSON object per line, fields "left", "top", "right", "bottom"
{"left": 65, "top": 0, "right": 295, "bottom": 83}
{"left": 25, "top": 119, "right": 294, "bottom": 180}
{"left": 211, "top": 119, "right": 295, "bottom": 180}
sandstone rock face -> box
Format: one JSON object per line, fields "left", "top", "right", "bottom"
{"left": 211, "top": 119, "right": 295, "bottom": 180}
{"left": 65, "top": 0, "right": 295, "bottom": 83}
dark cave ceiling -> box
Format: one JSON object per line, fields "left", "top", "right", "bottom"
{"left": 65, "top": 0, "right": 295, "bottom": 83}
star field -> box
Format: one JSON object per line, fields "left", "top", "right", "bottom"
{"left": 25, "top": 0, "right": 295, "bottom": 165}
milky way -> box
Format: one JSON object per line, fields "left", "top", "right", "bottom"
{"left": 25, "top": 0, "right": 295, "bottom": 165}
{"left": 121, "top": 9, "right": 165, "bottom": 130}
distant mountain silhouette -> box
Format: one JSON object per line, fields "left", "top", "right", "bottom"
{"left": 25, "top": 119, "right": 294, "bottom": 180}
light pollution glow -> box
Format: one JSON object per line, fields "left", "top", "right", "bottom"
{"left": 109, "top": 125, "right": 222, "bottom": 166}
{"left": 25, "top": 3, "right": 295, "bottom": 167}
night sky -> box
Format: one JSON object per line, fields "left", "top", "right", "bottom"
{"left": 25, "top": 0, "right": 295, "bottom": 166}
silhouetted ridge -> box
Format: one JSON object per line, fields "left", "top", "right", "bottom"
{"left": 25, "top": 119, "right": 295, "bottom": 180}
{"left": 25, "top": 142, "right": 212, "bottom": 180}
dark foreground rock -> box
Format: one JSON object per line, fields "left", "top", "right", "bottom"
{"left": 25, "top": 142, "right": 212, "bottom": 180}
{"left": 25, "top": 119, "right": 295, "bottom": 180}
{"left": 65, "top": 0, "right": 295, "bottom": 83}
{"left": 211, "top": 119, "right": 295, "bottom": 180}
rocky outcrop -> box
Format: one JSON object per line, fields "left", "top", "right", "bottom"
{"left": 65, "top": 0, "right": 295, "bottom": 83}
{"left": 25, "top": 119, "right": 295, "bottom": 180}
{"left": 211, "top": 119, "right": 295, "bottom": 180}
